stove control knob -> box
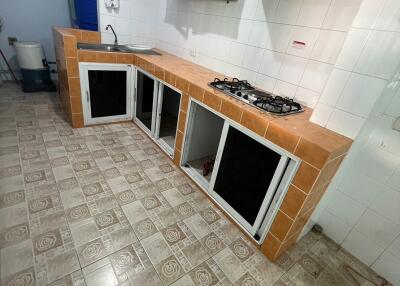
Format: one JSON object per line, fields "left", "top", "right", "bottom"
{"left": 237, "top": 92, "right": 242, "bottom": 97}
{"left": 243, "top": 94, "right": 248, "bottom": 100}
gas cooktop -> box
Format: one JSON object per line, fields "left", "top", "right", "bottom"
{"left": 209, "top": 78, "right": 304, "bottom": 116}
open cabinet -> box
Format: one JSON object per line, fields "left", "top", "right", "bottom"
{"left": 133, "top": 68, "right": 182, "bottom": 157}
{"left": 79, "top": 63, "right": 133, "bottom": 125}
{"left": 181, "top": 103, "right": 225, "bottom": 190}
{"left": 181, "top": 100, "right": 299, "bottom": 243}
{"left": 155, "top": 83, "right": 181, "bottom": 155}
{"left": 134, "top": 69, "right": 158, "bottom": 135}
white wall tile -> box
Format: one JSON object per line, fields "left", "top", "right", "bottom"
{"left": 342, "top": 228, "right": 385, "bottom": 265}
{"left": 310, "top": 103, "right": 333, "bottom": 126}
{"left": 339, "top": 171, "right": 381, "bottom": 206}
{"left": 235, "top": 19, "right": 253, "bottom": 44}
{"left": 385, "top": 90, "right": 400, "bottom": 118}
{"left": 278, "top": 55, "right": 307, "bottom": 85}
{"left": 374, "top": 0, "right": 400, "bottom": 32}
{"left": 254, "top": 0, "right": 279, "bottom": 22}
{"left": 114, "top": 0, "right": 131, "bottom": 19}
{"left": 317, "top": 211, "right": 352, "bottom": 244}
{"left": 259, "top": 50, "right": 284, "bottom": 78}
{"left": 214, "top": 39, "right": 232, "bottom": 62}
{"left": 296, "top": 0, "right": 331, "bottom": 28}
{"left": 240, "top": 0, "right": 259, "bottom": 19}
{"left": 319, "top": 69, "right": 350, "bottom": 106}
{"left": 273, "top": 80, "right": 297, "bottom": 98}
{"left": 323, "top": 0, "right": 362, "bottom": 31}
{"left": 286, "top": 27, "right": 319, "bottom": 58}
{"left": 294, "top": 87, "right": 319, "bottom": 108}
{"left": 325, "top": 190, "right": 366, "bottom": 226}
{"left": 326, "top": 109, "right": 366, "bottom": 139}
{"left": 255, "top": 74, "right": 276, "bottom": 93}
{"left": 335, "top": 29, "right": 370, "bottom": 71}
{"left": 273, "top": 0, "right": 302, "bottom": 25}
{"left": 369, "top": 115, "right": 400, "bottom": 156}
{"left": 239, "top": 68, "right": 257, "bottom": 85}
{"left": 264, "top": 23, "right": 293, "bottom": 53}
{"left": 370, "top": 81, "right": 399, "bottom": 118}
{"left": 242, "top": 46, "right": 264, "bottom": 71}
{"left": 311, "top": 30, "right": 347, "bottom": 64}
{"left": 354, "top": 146, "right": 400, "bottom": 184}
{"left": 228, "top": 42, "right": 246, "bottom": 67}
{"left": 355, "top": 31, "right": 400, "bottom": 80}
{"left": 388, "top": 235, "right": 400, "bottom": 258}
{"left": 369, "top": 187, "right": 400, "bottom": 224}
{"left": 336, "top": 74, "right": 386, "bottom": 118}
{"left": 355, "top": 209, "right": 400, "bottom": 248}
{"left": 114, "top": 17, "right": 131, "bottom": 36}
{"left": 372, "top": 251, "right": 400, "bottom": 285}
{"left": 352, "top": 0, "right": 386, "bottom": 29}
{"left": 248, "top": 21, "right": 269, "bottom": 48}
{"left": 387, "top": 165, "right": 400, "bottom": 193}
{"left": 300, "top": 60, "right": 332, "bottom": 93}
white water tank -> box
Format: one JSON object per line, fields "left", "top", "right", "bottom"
{"left": 14, "top": 41, "right": 46, "bottom": 70}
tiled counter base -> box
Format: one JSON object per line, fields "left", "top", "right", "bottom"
{"left": 53, "top": 27, "right": 353, "bottom": 261}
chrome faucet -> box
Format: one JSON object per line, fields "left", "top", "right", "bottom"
{"left": 106, "top": 24, "right": 118, "bottom": 45}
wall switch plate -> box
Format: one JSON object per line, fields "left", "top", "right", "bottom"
{"left": 393, "top": 117, "right": 400, "bottom": 132}
{"left": 8, "top": 37, "right": 17, "bottom": 46}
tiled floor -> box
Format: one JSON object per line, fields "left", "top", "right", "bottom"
{"left": 0, "top": 83, "right": 388, "bottom": 286}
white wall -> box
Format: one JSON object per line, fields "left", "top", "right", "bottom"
{"left": 310, "top": 0, "right": 400, "bottom": 138}
{"left": 98, "top": 0, "right": 159, "bottom": 47}
{"left": 309, "top": 69, "right": 400, "bottom": 285}
{"left": 157, "top": 0, "right": 359, "bottom": 113}
{"left": 99, "top": 0, "right": 360, "bottom": 125}
{"left": 0, "top": 0, "right": 71, "bottom": 79}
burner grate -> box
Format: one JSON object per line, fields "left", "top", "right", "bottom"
{"left": 209, "top": 78, "right": 304, "bottom": 116}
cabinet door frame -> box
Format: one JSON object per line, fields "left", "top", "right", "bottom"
{"left": 133, "top": 67, "right": 159, "bottom": 137}
{"left": 208, "top": 122, "right": 290, "bottom": 236}
{"left": 79, "top": 62, "right": 134, "bottom": 125}
{"left": 154, "top": 81, "right": 183, "bottom": 157}
{"left": 181, "top": 98, "right": 300, "bottom": 243}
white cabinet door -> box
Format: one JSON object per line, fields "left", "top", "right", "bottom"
{"left": 133, "top": 68, "right": 182, "bottom": 157}
{"left": 133, "top": 68, "right": 159, "bottom": 136}
{"left": 154, "top": 82, "right": 182, "bottom": 156}
{"left": 79, "top": 63, "right": 134, "bottom": 125}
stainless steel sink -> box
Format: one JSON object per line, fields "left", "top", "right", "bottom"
{"left": 77, "top": 43, "right": 160, "bottom": 55}
{"left": 77, "top": 43, "right": 127, "bottom": 52}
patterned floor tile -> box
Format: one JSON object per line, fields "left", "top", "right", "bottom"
{"left": 0, "top": 84, "right": 387, "bottom": 286}
{"left": 155, "top": 255, "right": 185, "bottom": 285}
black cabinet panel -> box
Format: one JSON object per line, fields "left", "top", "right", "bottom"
{"left": 159, "top": 85, "right": 181, "bottom": 148}
{"left": 213, "top": 126, "right": 281, "bottom": 226}
{"left": 136, "top": 71, "right": 155, "bottom": 130}
{"left": 88, "top": 70, "right": 127, "bottom": 118}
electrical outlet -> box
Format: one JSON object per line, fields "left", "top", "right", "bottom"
{"left": 8, "top": 37, "right": 17, "bottom": 46}
{"left": 190, "top": 48, "right": 196, "bottom": 57}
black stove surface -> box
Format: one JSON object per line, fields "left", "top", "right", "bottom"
{"left": 209, "top": 78, "right": 303, "bottom": 116}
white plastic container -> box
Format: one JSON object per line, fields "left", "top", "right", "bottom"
{"left": 14, "top": 41, "right": 46, "bottom": 70}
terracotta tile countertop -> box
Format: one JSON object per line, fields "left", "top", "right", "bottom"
{"left": 54, "top": 27, "right": 352, "bottom": 170}
{"left": 136, "top": 53, "right": 352, "bottom": 166}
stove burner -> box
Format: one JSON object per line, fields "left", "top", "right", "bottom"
{"left": 213, "top": 77, "right": 254, "bottom": 93}
{"left": 253, "top": 96, "right": 302, "bottom": 114}
{"left": 209, "top": 78, "right": 304, "bottom": 116}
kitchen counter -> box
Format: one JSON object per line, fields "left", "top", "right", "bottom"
{"left": 53, "top": 27, "right": 352, "bottom": 261}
